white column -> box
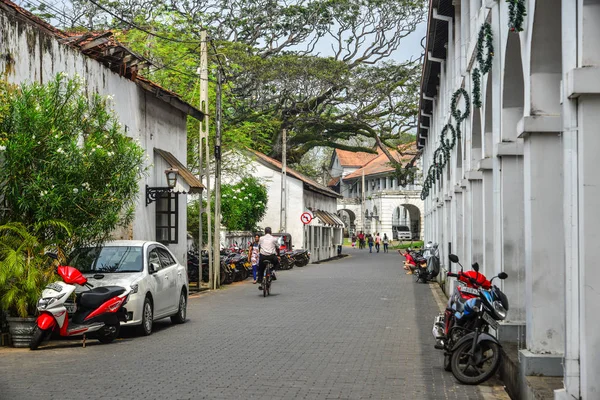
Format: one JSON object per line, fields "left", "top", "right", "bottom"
{"left": 482, "top": 169, "right": 494, "bottom": 275}
{"left": 469, "top": 178, "right": 484, "bottom": 271}
{"left": 519, "top": 128, "right": 565, "bottom": 376}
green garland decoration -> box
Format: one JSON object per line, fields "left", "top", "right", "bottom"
{"left": 507, "top": 0, "right": 526, "bottom": 32}
{"left": 472, "top": 68, "right": 482, "bottom": 108}
{"left": 472, "top": 23, "right": 493, "bottom": 108}
{"left": 451, "top": 88, "right": 471, "bottom": 123}
{"left": 476, "top": 23, "right": 494, "bottom": 74}
{"left": 440, "top": 123, "right": 457, "bottom": 150}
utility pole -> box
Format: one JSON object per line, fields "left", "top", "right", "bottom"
{"left": 212, "top": 67, "right": 223, "bottom": 289}
{"left": 362, "top": 169, "right": 366, "bottom": 232}
{"left": 198, "top": 31, "right": 213, "bottom": 290}
{"left": 280, "top": 128, "right": 287, "bottom": 233}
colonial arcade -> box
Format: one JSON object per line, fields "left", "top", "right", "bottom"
{"left": 418, "top": 1, "right": 600, "bottom": 399}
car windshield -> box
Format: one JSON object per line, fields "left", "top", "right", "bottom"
{"left": 398, "top": 226, "right": 410, "bottom": 232}
{"left": 69, "top": 246, "right": 143, "bottom": 273}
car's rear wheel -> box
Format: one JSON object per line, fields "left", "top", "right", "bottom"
{"left": 171, "top": 290, "right": 187, "bottom": 324}
{"left": 137, "top": 296, "right": 153, "bottom": 336}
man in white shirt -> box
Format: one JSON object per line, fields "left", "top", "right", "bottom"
{"left": 257, "top": 227, "right": 279, "bottom": 289}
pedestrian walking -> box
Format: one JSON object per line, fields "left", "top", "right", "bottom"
{"left": 358, "top": 231, "right": 365, "bottom": 249}
{"left": 368, "top": 234, "right": 374, "bottom": 253}
{"left": 383, "top": 233, "right": 389, "bottom": 253}
{"left": 248, "top": 234, "right": 260, "bottom": 284}
{"left": 375, "top": 233, "right": 381, "bottom": 253}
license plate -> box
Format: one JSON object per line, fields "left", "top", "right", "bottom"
{"left": 46, "top": 283, "right": 63, "bottom": 292}
{"left": 459, "top": 286, "right": 479, "bottom": 295}
{"left": 483, "top": 312, "right": 499, "bottom": 330}
{"left": 65, "top": 303, "right": 77, "bottom": 314}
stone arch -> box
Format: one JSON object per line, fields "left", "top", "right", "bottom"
{"left": 337, "top": 208, "right": 356, "bottom": 236}
{"left": 502, "top": 33, "right": 525, "bottom": 141}
{"left": 529, "top": 0, "right": 561, "bottom": 115}
{"left": 392, "top": 204, "right": 421, "bottom": 240}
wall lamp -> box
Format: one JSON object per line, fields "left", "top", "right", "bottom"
{"left": 146, "top": 168, "right": 180, "bottom": 206}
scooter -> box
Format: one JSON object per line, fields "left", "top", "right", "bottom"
{"left": 30, "top": 254, "right": 130, "bottom": 350}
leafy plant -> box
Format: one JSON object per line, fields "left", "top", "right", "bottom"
{"left": 0, "top": 221, "right": 71, "bottom": 318}
{"left": 0, "top": 74, "right": 146, "bottom": 247}
{"left": 220, "top": 177, "right": 268, "bottom": 231}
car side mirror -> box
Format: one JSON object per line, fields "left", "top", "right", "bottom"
{"left": 472, "top": 262, "right": 480, "bottom": 272}
{"left": 149, "top": 262, "right": 160, "bottom": 274}
{"left": 449, "top": 254, "right": 459, "bottom": 263}
{"left": 498, "top": 272, "right": 508, "bottom": 280}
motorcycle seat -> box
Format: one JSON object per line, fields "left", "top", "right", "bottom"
{"left": 80, "top": 286, "right": 126, "bottom": 309}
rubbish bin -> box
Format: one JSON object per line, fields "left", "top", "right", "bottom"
{"left": 337, "top": 245, "right": 342, "bottom": 255}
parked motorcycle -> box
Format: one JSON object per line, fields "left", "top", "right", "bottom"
{"left": 30, "top": 254, "right": 129, "bottom": 350}
{"left": 432, "top": 254, "right": 508, "bottom": 384}
{"left": 415, "top": 242, "right": 440, "bottom": 283}
{"left": 290, "top": 249, "right": 310, "bottom": 267}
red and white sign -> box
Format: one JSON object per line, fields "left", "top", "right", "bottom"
{"left": 300, "top": 212, "right": 313, "bottom": 225}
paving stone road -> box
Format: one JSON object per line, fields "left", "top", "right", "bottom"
{"left": 0, "top": 248, "right": 508, "bottom": 400}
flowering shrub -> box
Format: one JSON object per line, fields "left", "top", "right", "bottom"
{"left": 220, "top": 177, "right": 268, "bottom": 231}
{"left": 0, "top": 75, "right": 146, "bottom": 247}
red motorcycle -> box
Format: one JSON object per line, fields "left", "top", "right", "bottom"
{"left": 30, "top": 254, "right": 130, "bottom": 350}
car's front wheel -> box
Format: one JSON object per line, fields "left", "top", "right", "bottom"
{"left": 171, "top": 290, "right": 187, "bottom": 324}
{"left": 137, "top": 296, "right": 153, "bottom": 336}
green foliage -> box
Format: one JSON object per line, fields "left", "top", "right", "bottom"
{"left": 0, "top": 75, "right": 146, "bottom": 247}
{"left": 507, "top": 0, "right": 527, "bottom": 33}
{"left": 220, "top": 177, "right": 268, "bottom": 231}
{"left": 187, "top": 199, "right": 212, "bottom": 247}
{"left": 0, "top": 221, "right": 71, "bottom": 317}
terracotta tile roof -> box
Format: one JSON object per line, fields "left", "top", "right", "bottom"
{"left": 327, "top": 176, "right": 340, "bottom": 187}
{"left": 0, "top": 0, "right": 204, "bottom": 121}
{"left": 334, "top": 148, "right": 379, "bottom": 167}
{"left": 343, "top": 142, "right": 418, "bottom": 180}
{"left": 247, "top": 149, "right": 341, "bottom": 198}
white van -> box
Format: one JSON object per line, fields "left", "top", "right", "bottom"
{"left": 395, "top": 226, "right": 412, "bottom": 240}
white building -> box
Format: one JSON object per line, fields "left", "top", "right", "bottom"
{"left": 417, "top": 1, "right": 599, "bottom": 399}
{"left": 225, "top": 150, "right": 344, "bottom": 263}
{"left": 328, "top": 145, "right": 424, "bottom": 240}
{"left": 0, "top": 0, "right": 204, "bottom": 263}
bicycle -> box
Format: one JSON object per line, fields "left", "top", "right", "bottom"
{"left": 262, "top": 260, "right": 273, "bottom": 297}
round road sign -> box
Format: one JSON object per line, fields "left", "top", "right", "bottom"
{"left": 301, "top": 212, "right": 313, "bottom": 225}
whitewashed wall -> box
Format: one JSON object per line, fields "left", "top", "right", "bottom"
{"left": 0, "top": 10, "right": 190, "bottom": 263}
{"left": 419, "top": 0, "right": 600, "bottom": 398}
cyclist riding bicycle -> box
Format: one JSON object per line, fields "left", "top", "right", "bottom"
{"left": 257, "top": 227, "right": 279, "bottom": 290}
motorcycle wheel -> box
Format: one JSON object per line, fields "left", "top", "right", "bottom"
{"left": 29, "top": 326, "right": 50, "bottom": 350}
{"left": 450, "top": 339, "right": 501, "bottom": 385}
{"left": 97, "top": 323, "right": 120, "bottom": 344}
{"left": 443, "top": 353, "right": 452, "bottom": 371}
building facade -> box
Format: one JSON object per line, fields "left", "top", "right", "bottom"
{"left": 0, "top": 0, "right": 204, "bottom": 264}
{"left": 328, "top": 145, "right": 424, "bottom": 240}
{"left": 224, "top": 150, "right": 344, "bottom": 263}
{"left": 417, "top": 1, "right": 599, "bottom": 399}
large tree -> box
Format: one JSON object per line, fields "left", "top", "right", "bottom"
{"left": 26, "top": 0, "right": 425, "bottom": 178}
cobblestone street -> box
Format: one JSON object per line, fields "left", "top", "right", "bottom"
{"left": 0, "top": 249, "right": 508, "bottom": 400}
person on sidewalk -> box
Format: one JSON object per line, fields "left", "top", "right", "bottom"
{"left": 257, "top": 227, "right": 279, "bottom": 290}
{"left": 383, "top": 233, "right": 389, "bottom": 253}
{"left": 367, "top": 234, "right": 374, "bottom": 253}
{"left": 398, "top": 248, "right": 416, "bottom": 274}
{"left": 351, "top": 233, "right": 357, "bottom": 248}
{"left": 248, "top": 234, "right": 260, "bottom": 284}
{"left": 375, "top": 233, "right": 381, "bottom": 253}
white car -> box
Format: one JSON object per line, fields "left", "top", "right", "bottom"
{"left": 69, "top": 240, "right": 189, "bottom": 336}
